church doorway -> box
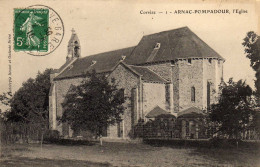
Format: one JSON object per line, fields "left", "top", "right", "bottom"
{"left": 180, "top": 119, "right": 199, "bottom": 139}
{"left": 117, "top": 122, "right": 123, "bottom": 138}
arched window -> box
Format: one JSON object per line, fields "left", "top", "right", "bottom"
{"left": 119, "top": 88, "right": 125, "bottom": 99}
{"left": 207, "top": 81, "right": 211, "bottom": 109}
{"left": 74, "top": 46, "right": 79, "bottom": 57}
{"left": 191, "top": 86, "right": 195, "bottom": 102}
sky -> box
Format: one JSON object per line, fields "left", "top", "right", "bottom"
{"left": 0, "top": 0, "right": 259, "bottom": 97}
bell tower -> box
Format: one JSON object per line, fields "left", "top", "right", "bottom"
{"left": 66, "top": 28, "right": 81, "bottom": 62}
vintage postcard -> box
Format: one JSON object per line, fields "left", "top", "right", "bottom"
{"left": 0, "top": 0, "right": 259, "bottom": 166}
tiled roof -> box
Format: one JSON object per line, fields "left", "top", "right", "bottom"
{"left": 125, "top": 27, "right": 224, "bottom": 65}
{"left": 54, "top": 27, "right": 224, "bottom": 80}
{"left": 146, "top": 106, "right": 175, "bottom": 118}
{"left": 54, "top": 47, "right": 135, "bottom": 80}
{"left": 129, "top": 66, "right": 166, "bottom": 83}
{"left": 177, "top": 107, "right": 205, "bottom": 118}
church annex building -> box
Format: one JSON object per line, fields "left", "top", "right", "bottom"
{"left": 49, "top": 27, "right": 224, "bottom": 139}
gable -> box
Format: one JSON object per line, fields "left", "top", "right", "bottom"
{"left": 54, "top": 47, "right": 135, "bottom": 80}
{"left": 109, "top": 62, "right": 167, "bottom": 83}
{"left": 178, "top": 107, "right": 205, "bottom": 118}
{"left": 129, "top": 66, "right": 166, "bottom": 83}
{"left": 108, "top": 63, "right": 140, "bottom": 81}
{"left": 146, "top": 106, "right": 175, "bottom": 118}
{"left": 125, "top": 27, "right": 224, "bottom": 65}
{"left": 108, "top": 63, "right": 140, "bottom": 93}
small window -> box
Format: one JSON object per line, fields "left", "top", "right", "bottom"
{"left": 188, "top": 58, "right": 192, "bottom": 64}
{"left": 121, "top": 55, "right": 126, "bottom": 61}
{"left": 170, "top": 60, "right": 175, "bottom": 66}
{"left": 91, "top": 60, "right": 97, "bottom": 66}
{"left": 68, "top": 65, "right": 73, "bottom": 70}
{"left": 117, "top": 122, "right": 123, "bottom": 137}
{"left": 207, "top": 81, "right": 211, "bottom": 109}
{"left": 208, "top": 59, "right": 212, "bottom": 64}
{"left": 191, "top": 86, "right": 195, "bottom": 102}
{"left": 165, "top": 84, "right": 170, "bottom": 104}
{"left": 119, "top": 88, "right": 124, "bottom": 99}
{"left": 74, "top": 46, "right": 79, "bottom": 57}
{"left": 154, "top": 43, "right": 160, "bottom": 49}
{"left": 186, "top": 121, "right": 189, "bottom": 137}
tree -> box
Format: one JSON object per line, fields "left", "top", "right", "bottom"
{"left": 242, "top": 31, "right": 260, "bottom": 138}
{"left": 242, "top": 31, "right": 260, "bottom": 99}
{"left": 0, "top": 92, "right": 12, "bottom": 107}
{"left": 0, "top": 69, "right": 52, "bottom": 143}
{"left": 209, "top": 78, "right": 255, "bottom": 140}
{"left": 61, "top": 70, "right": 125, "bottom": 142}
{"left": 5, "top": 68, "right": 52, "bottom": 124}
{"left": 0, "top": 92, "right": 12, "bottom": 118}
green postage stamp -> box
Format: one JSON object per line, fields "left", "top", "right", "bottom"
{"left": 13, "top": 5, "right": 64, "bottom": 56}
{"left": 14, "top": 8, "right": 49, "bottom": 52}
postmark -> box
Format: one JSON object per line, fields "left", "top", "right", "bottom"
{"left": 14, "top": 5, "right": 64, "bottom": 56}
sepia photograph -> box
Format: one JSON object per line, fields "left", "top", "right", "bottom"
{"left": 0, "top": 0, "right": 259, "bottom": 166}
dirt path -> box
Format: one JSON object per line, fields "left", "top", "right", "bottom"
{"left": 1, "top": 142, "right": 259, "bottom": 167}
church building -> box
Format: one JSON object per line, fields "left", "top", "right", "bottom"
{"left": 49, "top": 27, "right": 224, "bottom": 139}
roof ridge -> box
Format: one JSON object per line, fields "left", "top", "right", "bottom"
{"left": 55, "top": 27, "right": 225, "bottom": 80}
{"left": 154, "top": 105, "right": 164, "bottom": 110}
{"left": 54, "top": 58, "right": 78, "bottom": 80}
{"left": 78, "top": 46, "right": 136, "bottom": 60}
{"left": 114, "top": 62, "right": 142, "bottom": 77}
{"left": 144, "top": 26, "right": 189, "bottom": 37}
{"left": 145, "top": 105, "right": 174, "bottom": 118}
{"left": 129, "top": 65, "right": 167, "bottom": 83}
{"left": 189, "top": 30, "right": 224, "bottom": 60}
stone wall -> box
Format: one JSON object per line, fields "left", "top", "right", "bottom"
{"left": 140, "top": 59, "right": 223, "bottom": 113}
{"left": 144, "top": 62, "right": 172, "bottom": 81}
{"left": 177, "top": 59, "right": 204, "bottom": 112}
{"left": 49, "top": 84, "right": 56, "bottom": 130}
{"left": 51, "top": 63, "right": 141, "bottom": 139}
{"left": 142, "top": 82, "right": 167, "bottom": 117}
{"left": 171, "top": 65, "right": 179, "bottom": 112}
{"left": 53, "top": 77, "right": 84, "bottom": 136}
{"left": 176, "top": 59, "right": 223, "bottom": 112}
{"left": 50, "top": 58, "right": 223, "bottom": 139}
{"left": 202, "top": 59, "right": 224, "bottom": 108}
{"left": 108, "top": 64, "right": 140, "bottom": 138}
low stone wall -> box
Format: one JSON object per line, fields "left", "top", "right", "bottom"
{"left": 134, "top": 116, "right": 209, "bottom": 140}
{"left": 143, "top": 138, "right": 260, "bottom": 149}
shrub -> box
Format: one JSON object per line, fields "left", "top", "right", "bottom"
{"left": 143, "top": 138, "right": 260, "bottom": 149}
{"left": 44, "top": 130, "right": 60, "bottom": 142}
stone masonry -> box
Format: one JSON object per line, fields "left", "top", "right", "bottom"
{"left": 49, "top": 27, "right": 224, "bottom": 139}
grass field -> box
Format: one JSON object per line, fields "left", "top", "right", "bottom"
{"left": 0, "top": 141, "right": 259, "bottom": 167}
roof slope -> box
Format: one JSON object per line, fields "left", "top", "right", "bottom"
{"left": 178, "top": 107, "right": 205, "bottom": 118}
{"left": 129, "top": 66, "right": 166, "bottom": 83}
{"left": 55, "top": 27, "right": 224, "bottom": 80}
{"left": 125, "top": 27, "right": 224, "bottom": 65}
{"left": 146, "top": 106, "right": 175, "bottom": 118}
{"left": 55, "top": 47, "right": 135, "bottom": 80}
